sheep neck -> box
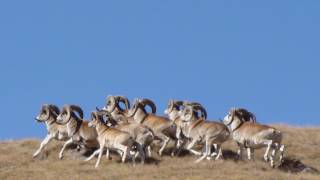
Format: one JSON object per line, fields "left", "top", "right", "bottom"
{"left": 66, "top": 116, "right": 82, "bottom": 137}
{"left": 133, "top": 107, "right": 147, "bottom": 124}
{"left": 95, "top": 121, "right": 109, "bottom": 135}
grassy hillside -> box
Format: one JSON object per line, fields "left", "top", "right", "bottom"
{"left": 0, "top": 125, "right": 319, "bottom": 180}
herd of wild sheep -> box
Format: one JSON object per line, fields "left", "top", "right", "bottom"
{"left": 34, "top": 95, "right": 285, "bottom": 168}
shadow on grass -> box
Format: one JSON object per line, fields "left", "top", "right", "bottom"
{"left": 278, "top": 157, "right": 319, "bottom": 174}
{"left": 222, "top": 149, "right": 239, "bottom": 161}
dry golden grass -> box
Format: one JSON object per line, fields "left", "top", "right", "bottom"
{"left": 1, "top": 125, "right": 319, "bottom": 180}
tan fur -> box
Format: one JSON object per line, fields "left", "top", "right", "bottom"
{"left": 56, "top": 105, "right": 98, "bottom": 159}
{"left": 33, "top": 104, "right": 70, "bottom": 158}
{"left": 86, "top": 112, "right": 143, "bottom": 168}
{"left": 128, "top": 100, "right": 177, "bottom": 156}
{"left": 179, "top": 105, "right": 230, "bottom": 162}
{"left": 223, "top": 109, "right": 284, "bottom": 167}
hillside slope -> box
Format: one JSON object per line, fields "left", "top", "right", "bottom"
{"left": 0, "top": 125, "right": 319, "bottom": 180}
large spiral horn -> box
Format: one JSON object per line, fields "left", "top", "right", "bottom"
{"left": 115, "top": 95, "right": 130, "bottom": 110}
{"left": 47, "top": 104, "right": 60, "bottom": 117}
{"left": 140, "top": 98, "right": 156, "bottom": 114}
{"left": 69, "top": 105, "right": 84, "bottom": 119}
{"left": 235, "top": 108, "right": 256, "bottom": 123}
{"left": 183, "top": 101, "right": 201, "bottom": 108}
{"left": 192, "top": 104, "right": 207, "bottom": 119}
{"left": 173, "top": 100, "right": 184, "bottom": 110}
{"left": 92, "top": 110, "right": 109, "bottom": 123}
{"left": 173, "top": 100, "right": 184, "bottom": 106}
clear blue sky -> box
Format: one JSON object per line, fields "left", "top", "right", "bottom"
{"left": 0, "top": 1, "right": 319, "bottom": 139}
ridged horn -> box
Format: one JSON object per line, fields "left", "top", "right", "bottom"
{"left": 115, "top": 95, "right": 130, "bottom": 110}
{"left": 173, "top": 100, "right": 184, "bottom": 106}
{"left": 69, "top": 105, "right": 84, "bottom": 119}
{"left": 47, "top": 104, "right": 60, "bottom": 117}
{"left": 140, "top": 98, "right": 156, "bottom": 114}
{"left": 192, "top": 105, "right": 207, "bottom": 119}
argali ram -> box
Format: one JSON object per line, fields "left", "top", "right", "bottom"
{"left": 165, "top": 100, "right": 217, "bottom": 157}
{"left": 33, "top": 96, "right": 286, "bottom": 169}
{"left": 56, "top": 105, "right": 99, "bottom": 159}
{"left": 164, "top": 100, "right": 186, "bottom": 155}
{"left": 179, "top": 102, "right": 230, "bottom": 163}
{"left": 34, "top": 104, "right": 71, "bottom": 158}
{"left": 100, "top": 95, "right": 155, "bottom": 159}
{"left": 127, "top": 98, "right": 178, "bottom": 156}
{"left": 223, "top": 108, "right": 285, "bottom": 167}
{"left": 94, "top": 108, "right": 152, "bottom": 163}
{"left": 87, "top": 111, "right": 144, "bottom": 168}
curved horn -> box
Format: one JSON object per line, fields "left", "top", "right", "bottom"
{"left": 183, "top": 101, "right": 201, "bottom": 108}
{"left": 235, "top": 108, "right": 257, "bottom": 123}
{"left": 173, "top": 100, "right": 184, "bottom": 111}
{"left": 192, "top": 105, "right": 207, "bottom": 119}
{"left": 115, "top": 96, "right": 130, "bottom": 110}
{"left": 173, "top": 100, "right": 184, "bottom": 106}
{"left": 140, "top": 98, "right": 156, "bottom": 114}
{"left": 189, "top": 102, "right": 203, "bottom": 107}
{"left": 47, "top": 104, "right": 60, "bottom": 117}
{"left": 70, "top": 105, "right": 84, "bottom": 119}
{"left": 106, "top": 95, "right": 116, "bottom": 112}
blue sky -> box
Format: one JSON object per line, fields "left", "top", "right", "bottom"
{"left": 0, "top": 1, "right": 319, "bottom": 139}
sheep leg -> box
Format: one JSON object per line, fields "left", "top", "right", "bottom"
{"left": 121, "top": 146, "right": 128, "bottom": 163}
{"left": 263, "top": 140, "right": 272, "bottom": 161}
{"left": 187, "top": 138, "right": 202, "bottom": 156}
{"left": 237, "top": 144, "right": 245, "bottom": 160}
{"left": 33, "top": 134, "right": 53, "bottom": 158}
{"left": 95, "top": 143, "right": 105, "bottom": 168}
{"left": 85, "top": 149, "right": 100, "bottom": 161}
{"left": 159, "top": 136, "right": 170, "bottom": 156}
{"left": 59, "top": 138, "right": 73, "bottom": 159}
{"left": 247, "top": 147, "right": 254, "bottom": 160}
{"left": 279, "top": 144, "right": 285, "bottom": 162}
{"left": 208, "top": 144, "right": 218, "bottom": 160}
{"left": 105, "top": 148, "right": 112, "bottom": 160}
{"left": 171, "top": 140, "right": 179, "bottom": 157}
{"left": 137, "top": 144, "right": 145, "bottom": 164}
{"left": 195, "top": 140, "right": 209, "bottom": 163}
{"left": 215, "top": 144, "right": 222, "bottom": 160}
{"left": 126, "top": 144, "right": 135, "bottom": 165}
{"left": 147, "top": 146, "right": 152, "bottom": 157}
